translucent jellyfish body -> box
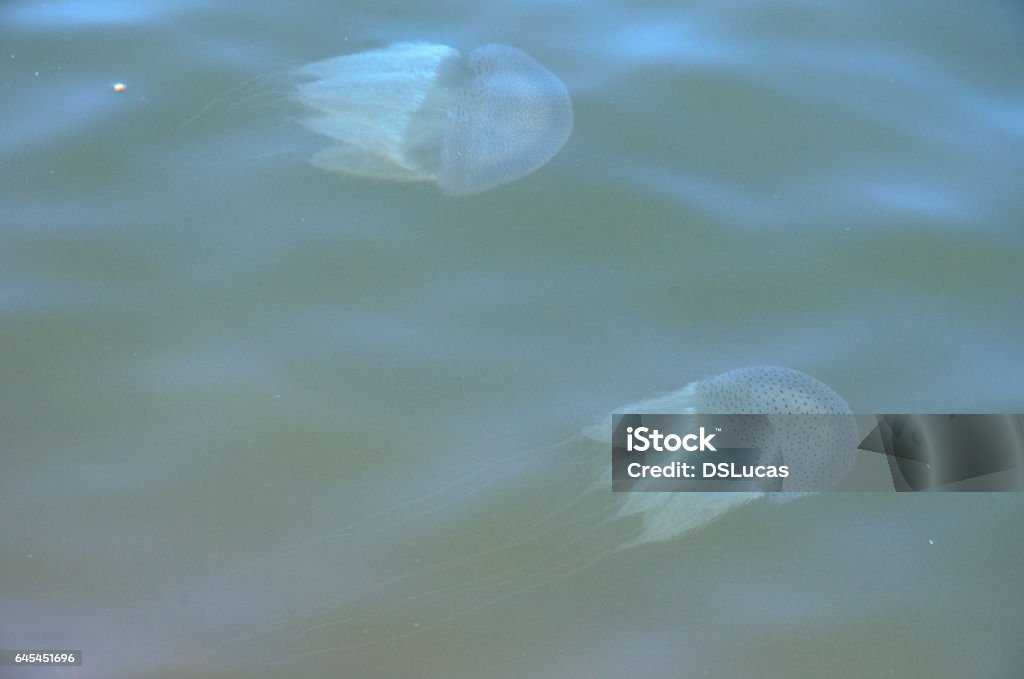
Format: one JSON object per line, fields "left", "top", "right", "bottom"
{"left": 218, "top": 366, "right": 858, "bottom": 666}
{"left": 293, "top": 42, "right": 574, "bottom": 195}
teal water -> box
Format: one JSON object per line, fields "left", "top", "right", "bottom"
{"left": 2, "top": 1, "right": 1023, "bottom": 678}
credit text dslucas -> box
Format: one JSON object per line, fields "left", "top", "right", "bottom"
{"left": 622, "top": 425, "right": 790, "bottom": 481}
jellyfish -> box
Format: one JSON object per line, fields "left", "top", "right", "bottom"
{"left": 581, "top": 365, "right": 859, "bottom": 545}
{"left": 292, "top": 42, "right": 574, "bottom": 195}
{"left": 215, "top": 366, "right": 858, "bottom": 667}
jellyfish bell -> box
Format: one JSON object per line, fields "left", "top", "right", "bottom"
{"left": 216, "top": 366, "right": 857, "bottom": 667}
{"left": 293, "top": 41, "right": 574, "bottom": 195}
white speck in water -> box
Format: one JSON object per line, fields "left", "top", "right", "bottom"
{"left": 928, "top": 539, "right": 934, "bottom": 545}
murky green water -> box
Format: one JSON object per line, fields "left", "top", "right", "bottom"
{"left": 2, "top": 1, "right": 1023, "bottom": 677}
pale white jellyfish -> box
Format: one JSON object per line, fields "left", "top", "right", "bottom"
{"left": 292, "top": 42, "right": 574, "bottom": 195}
{"left": 582, "top": 365, "right": 859, "bottom": 545}
{"left": 216, "top": 366, "right": 858, "bottom": 666}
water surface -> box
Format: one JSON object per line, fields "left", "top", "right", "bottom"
{"left": 2, "top": 1, "right": 1023, "bottom": 677}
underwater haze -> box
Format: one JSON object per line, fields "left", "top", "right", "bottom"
{"left": 2, "top": 1, "right": 1023, "bottom": 678}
